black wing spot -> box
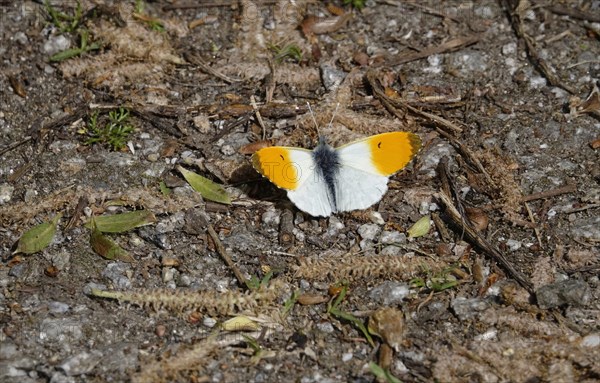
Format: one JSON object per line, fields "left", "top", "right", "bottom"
{"left": 377, "top": 141, "right": 382, "bottom": 149}
{"left": 279, "top": 154, "right": 285, "bottom": 161}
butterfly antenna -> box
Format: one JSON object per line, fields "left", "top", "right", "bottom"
{"left": 327, "top": 102, "right": 340, "bottom": 129}
{"left": 306, "top": 102, "right": 320, "bottom": 136}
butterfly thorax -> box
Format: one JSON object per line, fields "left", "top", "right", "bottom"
{"left": 312, "top": 139, "right": 340, "bottom": 211}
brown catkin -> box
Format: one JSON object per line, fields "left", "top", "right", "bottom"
{"left": 108, "top": 280, "right": 282, "bottom": 316}
{"left": 294, "top": 254, "right": 447, "bottom": 282}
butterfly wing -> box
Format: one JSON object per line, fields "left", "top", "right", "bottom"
{"left": 252, "top": 146, "right": 335, "bottom": 217}
{"left": 334, "top": 132, "right": 421, "bottom": 212}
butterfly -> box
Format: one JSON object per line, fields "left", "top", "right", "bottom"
{"left": 251, "top": 131, "right": 421, "bottom": 217}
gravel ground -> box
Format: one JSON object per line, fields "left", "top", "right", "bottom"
{"left": 1, "top": 1, "right": 599, "bottom": 382}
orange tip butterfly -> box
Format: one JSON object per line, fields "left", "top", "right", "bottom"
{"left": 252, "top": 131, "right": 421, "bottom": 217}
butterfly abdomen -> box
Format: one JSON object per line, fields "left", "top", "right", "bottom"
{"left": 312, "top": 142, "right": 340, "bottom": 212}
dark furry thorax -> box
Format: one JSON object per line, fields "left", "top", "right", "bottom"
{"left": 312, "top": 138, "right": 340, "bottom": 210}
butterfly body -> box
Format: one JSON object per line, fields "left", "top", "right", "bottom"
{"left": 252, "top": 132, "right": 421, "bottom": 217}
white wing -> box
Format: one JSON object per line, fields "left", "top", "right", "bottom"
{"left": 334, "top": 140, "right": 390, "bottom": 212}
{"left": 333, "top": 166, "right": 389, "bottom": 212}
{"left": 285, "top": 149, "right": 335, "bottom": 217}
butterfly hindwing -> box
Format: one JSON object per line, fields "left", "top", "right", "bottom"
{"left": 333, "top": 166, "right": 389, "bottom": 213}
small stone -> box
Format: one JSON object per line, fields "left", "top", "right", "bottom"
{"left": 147, "top": 153, "right": 159, "bottom": 162}
{"left": 380, "top": 231, "right": 406, "bottom": 245}
{"left": 293, "top": 228, "right": 305, "bottom": 242}
{"left": 42, "top": 34, "right": 71, "bottom": 55}
{"left": 0, "top": 183, "right": 14, "bottom": 205}
{"left": 261, "top": 209, "right": 281, "bottom": 226}
{"left": 101, "top": 263, "right": 132, "bottom": 290}
{"left": 570, "top": 216, "right": 600, "bottom": 243}
{"left": 316, "top": 321, "right": 335, "bottom": 333}
{"left": 39, "top": 318, "right": 83, "bottom": 343}
{"left": 203, "top": 317, "right": 217, "bottom": 328}
{"left": 368, "top": 211, "right": 385, "bottom": 225}
{"left": 220, "top": 144, "right": 236, "bottom": 156}
{"left": 358, "top": 223, "right": 381, "bottom": 241}
{"left": 215, "top": 278, "right": 230, "bottom": 293}
{"left": 8, "top": 263, "right": 28, "bottom": 278}
{"left": 474, "top": 329, "right": 497, "bottom": 341}
{"left": 341, "top": 352, "right": 353, "bottom": 362}
{"left": 581, "top": 333, "right": 600, "bottom": 348}
{"left": 193, "top": 114, "right": 211, "bottom": 133}
{"left": 162, "top": 267, "right": 175, "bottom": 283}
{"left": 536, "top": 279, "right": 591, "bottom": 309}
{"left": 419, "top": 142, "right": 457, "bottom": 177}
{"left": 320, "top": 64, "right": 346, "bottom": 91}
{"left": 326, "top": 216, "right": 344, "bottom": 237}
{"left": 502, "top": 42, "right": 517, "bottom": 55}
{"left": 48, "top": 301, "right": 70, "bottom": 314}
{"left": 369, "top": 281, "right": 410, "bottom": 305}
{"left": 0, "top": 341, "right": 18, "bottom": 359}
{"left": 177, "top": 274, "right": 192, "bottom": 287}
{"left": 505, "top": 239, "right": 521, "bottom": 251}
{"left": 82, "top": 282, "right": 107, "bottom": 296}
{"left": 451, "top": 297, "right": 490, "bottom": 321}
{"left": 14, "top": 31, "right": 28, "bottom": 45}
{"left": 59, "top": 351, "right": 102, "bottom": 376}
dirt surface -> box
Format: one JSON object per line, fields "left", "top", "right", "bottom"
{"left": 1, "top": 1, "right": 599, "bottom": 382}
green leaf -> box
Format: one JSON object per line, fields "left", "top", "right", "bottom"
{"left": 84, "top": 210, "right": 156, "bottom": 233}
{"left": 330, "top": 306, "right": 374, "bottom": 347}
{"left": 327, "top": 283, "right": 374, "bottom": 347}
{"left": 14, "top": 213, "right": 62, "bottom": 254}
{"left": 177, "top": 165, "right": 231, "bottom": 204}
{"left": 90, "top": 222, "right": 135, "bottom": 262}
{"left": 282, "top": 289, "right": 299, "bottom": 318}
{"left": 159, "top": 181, "right": 171, "bottom": 196}
{"left": 50, "top": 48, "right": 85, "bottom": 62}
{"left": 407, "top": 215, "right": 431, "bottom": 238}
{"left": 369, "top": 362, "right": 402, "bottom": 383}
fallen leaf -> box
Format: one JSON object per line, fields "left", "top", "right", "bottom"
{"left": 177, "top": 165, "right": 231, "bottom": 205}
{"left": 221, "top": 316, "right": 260, "bottom": 332}
{"left": 85, "top": 210, "right": 157, "bottom": 233}
{"left": 368, "top": 307, "right": 405, "bottom": 351}
{"left": 407, "top": 215, "right": 431, "bottom": 238}
{"left": 14, "top": 213, "right": 62, "bottom": 254}
{"left": 90, "top": 221, "right": 135, "bottom": 262}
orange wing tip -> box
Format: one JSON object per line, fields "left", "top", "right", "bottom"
{"left": 368, "top": 132, "right": 422, "bottom": 176}
{"left": 251, "top": 147, "right": 299, "bottom": 190}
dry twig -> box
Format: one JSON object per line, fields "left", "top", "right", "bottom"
{"left": 383, "top": 36, "right": 479, "bottom": 67}
{"left": 504, "top": 0, "right": 576, "bottom": 94}
{"left": 365, "top": 70, "right": 464, "bottom": 134}
{"left": 521, "top": 184, "right": 577, "bottom": 202}
{"left": 198, "top": 212, "right": 248, "bottom": 287}
{"left": 437, "top": 191, "right": 533, "bottom": 293}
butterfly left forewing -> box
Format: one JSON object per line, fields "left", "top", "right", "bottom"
{"left": 252, "top": 146, "right": 312, "bottom": 190}
{"left": 252, "top": 146, "right": 335, "bottom": 216}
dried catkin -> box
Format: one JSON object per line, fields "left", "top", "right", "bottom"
{"left": 294, "top": 254, "right": 446, "bottom": 282}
